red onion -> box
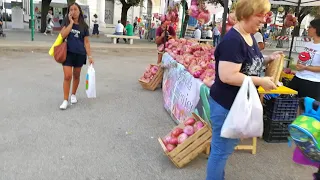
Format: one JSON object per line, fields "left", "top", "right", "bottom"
{"left": 163, "top": 136, "right": 172, "bottom": 145}
{"left": 183, "top": 125, "right": 194, "bottom": 136}
{"left": 150, "top": 66, "right": 159, "bottom": 75}
{"left": 171, "top": 127, "right": 183, "bottom": 137}
{"left": 169, "top": 137, "right": 178, "bottom": 145}
{"left": 184, "top": 118, "right": 196, "bottom": 126}
{"left": 144, "top": 71, "right": 152, "bottom": 78}
{"left": 194, "top": 121, "right": 204, "bottom": 132}
{"left": 178, "top": 133, "right": 188, "bottom": 144}
{"left": 193, "top": 70, "right": 202, "bottom": 78}
{"left": 166, "top": 144, "right": 176, "bottom": 152}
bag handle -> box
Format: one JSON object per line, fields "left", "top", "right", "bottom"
{"left": 304, "top": 97, "right": 320, "bottom": 120}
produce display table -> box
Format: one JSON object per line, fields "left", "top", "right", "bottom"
{"left": 235, "top": 86, "right": 298, "bottom": 154}
{"left": 162, "top": 53, "right": 298, "bottom": 155}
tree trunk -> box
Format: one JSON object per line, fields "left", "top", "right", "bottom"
{"left": 181, "top": 14, "right": 189, "bottom": 38}
{"left": 41, "top": 0, "right": 51, "bottom": 33}
{"left": 67, "top": 0, "right": 76, "bottom": 5}
{"left": 181, "top": 0, "right": 189, "bottom": 38}
{"left": 121, "top": 5, "right": 130, "bottom": 26}
{"left": 276, "top": 8, "right": 289, "bottom": 48}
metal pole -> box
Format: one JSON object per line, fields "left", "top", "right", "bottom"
{"left": 30, "top": 0, "right": 34, "bottom": 41}
{"left": 179, "top": 0, "right": 185, "bottom": 38}
{"left": 288, "top": 0, "right": 301, "bottom": 64}
{"left": 221, "top": 0, "right": 229, "bottom": 38}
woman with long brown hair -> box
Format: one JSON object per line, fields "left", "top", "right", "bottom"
{"left": 59, "top": 3, "right": 94, "bottom": 110}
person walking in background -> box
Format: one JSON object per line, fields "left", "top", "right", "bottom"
{"left": 206, "top": 27, "right": 213, "bottom": 39}
{"left": 92, "top": 14, "right": 99, "bottom": 37}
{"left": 114, "top": 20, "right": 127, "bottom": 43}
{"left": 205, "top": 0, "right": 282, "bottom": 179}
{"left": 212, "top": 24, "right": 221, "bottom": 47}
{"left": 254, "top": 28, "right": 265, "bottom": 50}
{"left": 59, "top": 3, "right": 94, "bottom": 110}
{"left": 44, "top": 9, "right": 54, "bottom": 36}
{"left": 193, "top": 27, "right": 201, "bottom": 39}
{"left": 59, "top": 12, "right": 63, "bottom": 26}
{"left": 201, "top": 25, "right": 208, "bottom": 40}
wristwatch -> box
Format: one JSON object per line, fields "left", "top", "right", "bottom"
{"left": 88, "top": 56, "right": 93, "bottom": 59}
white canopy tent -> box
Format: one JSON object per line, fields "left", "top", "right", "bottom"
{"left": 33, "top": 0, "right": 88, "bottom": 8}
{"left": 269, "top": 0, "right": 320, "bottom": 7}
{"left": 269, "top": 0, "right": 320, "bottom": 61}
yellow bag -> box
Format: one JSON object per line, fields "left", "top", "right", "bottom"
{"left": 49, "top": 33, "right": 64, "bottom": 56}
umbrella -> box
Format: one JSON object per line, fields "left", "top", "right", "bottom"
{"left": 269, "top": 0, "right": 320, "bottom": 62}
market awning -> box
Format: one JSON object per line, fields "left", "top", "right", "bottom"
{"left": 269, "top": 0, "right": 320, "bottom": 7}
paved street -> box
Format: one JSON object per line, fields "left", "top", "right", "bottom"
{"left": 0, "top": 46, "right": 315, "bottom": 180}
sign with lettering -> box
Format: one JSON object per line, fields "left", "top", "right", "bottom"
{"left": 162, "top": 53, "right": 203, "bottom": 124}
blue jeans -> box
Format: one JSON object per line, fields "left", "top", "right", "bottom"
{"left": 206, "top": 97, "right": 239, "bottom": 180}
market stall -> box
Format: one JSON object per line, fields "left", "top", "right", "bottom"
{"left": 159, "top": 38, "right": 299, "bottom": 155}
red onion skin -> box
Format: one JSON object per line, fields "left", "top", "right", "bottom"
{"left": 183, "top": 126, "right": 195, "bottom": 136}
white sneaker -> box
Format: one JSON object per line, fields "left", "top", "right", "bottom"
{"left": 60, "top": 100, "right": 68, "bottom": 110}
{"left": 70, "top": 94, "right": 77, "bottom": 104}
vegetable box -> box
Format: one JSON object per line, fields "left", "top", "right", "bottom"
{"left": 138, "top": 64, "right": 164, "bottom": 91}
{"left": 158, "top": 113, "right": 212, "bottom": 168}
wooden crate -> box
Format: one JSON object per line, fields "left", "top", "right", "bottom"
{"left": 158, "top": 113, "right": 212, "bottom": 168}
{"left": 138, "top": 64, "right": 164, "bottom": 91}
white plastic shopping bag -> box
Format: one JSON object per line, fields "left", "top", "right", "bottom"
{"left": 86, "top": 64, "right": 96, "bottom": 98}
{"left": 220, "top": 76, "right": 263, "bottom": 139}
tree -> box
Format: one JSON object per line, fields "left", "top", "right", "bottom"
{"left": 310, "top": 6, "right": 320, "bottom": 19}
{"left": 40, "top": 0, "right": 52, "bottom": 33}
{"left": 119, "top": 0, "right": 141, "bottom": 25}
{"left": 180, "top": 0, "right": 189, "bottom": 37}
{"left": 67, "top": 0, "right": 76, "bottom": 5}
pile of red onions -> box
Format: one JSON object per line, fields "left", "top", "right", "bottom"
{"left": 162, "top": 117, "right": 205, "bottom": 152}
{"left": 164, "top": 38, "right": 215, "bottom": 87}
{"left": 284, "top": 14, "right": 297, "bottom": 28}
{"left": 140, "top": 65, "right": 160, "bottom": 83}
{"left": 154, "top": 4, "right": 179, "bottom": 23}
{"left": 188, "top": 0, "right": 210, "bottom": 24}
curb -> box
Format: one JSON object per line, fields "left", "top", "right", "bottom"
{"left": 0, "top": 41, "right": 157, "bottom": 53}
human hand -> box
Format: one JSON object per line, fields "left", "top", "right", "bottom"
{"left": 89, "top": 57, "right": 94, "bottom": 64}
{"left": 68, "top": 13, "right": 74, "bottom": 24}
{"left": 296, "top": 64, "right": 307, "bottom": 71}
{"left": 268, "top": 51, "right": 284, "bottom": 61}
{"left": 260, "top": 76, "right": 277, "bottom": 91}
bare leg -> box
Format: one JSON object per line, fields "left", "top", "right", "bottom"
{"left": 157, "top": 53, "right": 163, "bottom": 64}
{"left": 71, "top": 67, "right": 82, "bottom": 95}
{"left": 63, "top": 66, "right": 73, "bottom": 100}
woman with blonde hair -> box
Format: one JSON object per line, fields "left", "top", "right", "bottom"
{"left": 206, "top": 0, "right": 282, "bottom": 179}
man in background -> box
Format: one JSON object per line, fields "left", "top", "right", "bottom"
{"left": 155, "top": 21, "right": 176, "bottom": 64}
{"left": 114, "top": 20, "right": 127, "bottom": 43}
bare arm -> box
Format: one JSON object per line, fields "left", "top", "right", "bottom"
{"left": 306, "top": 66, "right": 320, "bottom": 72}
{"left": 60, "top": 22, "right": 73, "bottom": 39}
{"left": 155, "top": 32, "right": 165, "bottom": 45}
{"left": 219, "top": 61, "right": 264, "bottom": 87}
{"left": 84, "top": 36, "right": 92, "bottom": 57}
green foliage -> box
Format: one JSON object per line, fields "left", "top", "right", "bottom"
{"left": 120, "top": 0, "right": 141, "bottom": 7}
{"left": 310, "top": 6, "right": 320, "bottom": 18}
{"left": 67, "top": 0, "right": 76, "bottom": 5}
